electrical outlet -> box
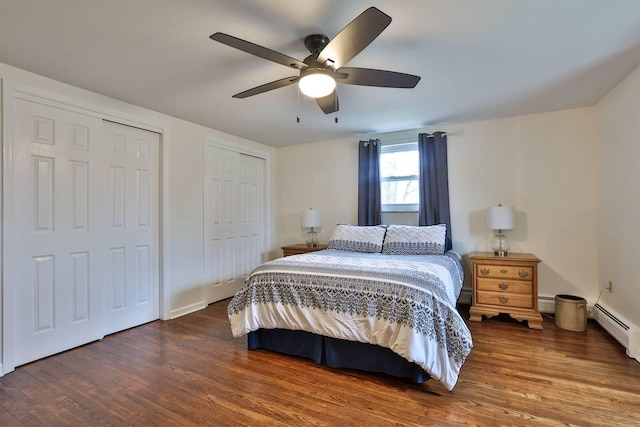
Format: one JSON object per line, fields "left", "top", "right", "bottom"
{"left": 607, "top": 280, "right": 613, "bottom": 293}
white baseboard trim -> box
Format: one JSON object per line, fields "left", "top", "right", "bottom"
{"left": 169, "top": 301, "right": 207, "bottom": 320}
{"left": 538, "top": 295, "right": 556, "bottom": 314}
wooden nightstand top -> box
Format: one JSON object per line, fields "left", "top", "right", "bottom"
{"left": 281, "top": 244, "right": 327, "bottom": 257}
{"left": 469, "top": 252, "right": 540, "bottom": 263}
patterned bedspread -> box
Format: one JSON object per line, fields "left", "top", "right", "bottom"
{"left": 227, "top": 249, "right": 473, "bottom": 390}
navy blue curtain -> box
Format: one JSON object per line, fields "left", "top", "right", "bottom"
{"left": 358, "top": 139, "right": 381, "bottom": 226}
{"left": 418, "top": 132, "right": 452, "bottom": 250}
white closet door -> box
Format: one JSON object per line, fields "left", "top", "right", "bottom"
{"left": 204, "top": 145, "right": 264, "bottom": 303}
{"left": 102, "top": 121, "right": 160, "bottom": 335}
{"left": 7, "top": 97, "right": 161, "bottom": 369}
{"left": 12, "top": 99, "right": 105, "bottom": 366}
{"left": 237, "top": 152, "right": 265, "bottom": 281}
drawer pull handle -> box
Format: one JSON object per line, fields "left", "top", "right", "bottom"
{"left": 500, "top": 269, "right": 508, "bottom": 274}
{"left": 499, "top": 296, "right": 509, "bottom": 304}
{"left": 518, "top": 271, "right": 530, "bottom": 278}
{"left": 498, "top": 283, "right": 509, "bottom": 290}
{"left": 480, "top": 268, "right": 490, "bottom": 276}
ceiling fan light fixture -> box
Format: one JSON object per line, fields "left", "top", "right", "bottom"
{"left": 298, "top": 70, "right": 336, "bottom": 98}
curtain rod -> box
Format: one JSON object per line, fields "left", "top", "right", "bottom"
{"left": 426, "top": 129, "right": 464, "bottom": 137}
{"left": 383, "top": 129, "right": 464, "bottom": 144}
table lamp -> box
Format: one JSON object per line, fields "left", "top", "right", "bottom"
{"left": 486, "top": 204, "right": 515, "bottom": 256}
{"left": 301, "top": 208, "right": 321, "bottom": 247}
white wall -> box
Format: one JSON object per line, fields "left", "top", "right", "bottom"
{"left": 276, "top": 137, "right": 358, "bottom": 248}
{"left": 596, "top": 63, "right": 640, "bottom": 328}
{"left": 0, "top": 62, "right": 277, "bottom": 321}
{"left": 276, "top": 108, "right": 599, "bottom": 300}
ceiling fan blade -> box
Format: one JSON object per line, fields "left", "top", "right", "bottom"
{"left": 233, "top": 76, "right": 299, "bottom": 99}
{"left": 317, "top": 7, "right": 391, "bottom": 70}
{"left": 210, "top": 32, "right": 307, "bottom": 70}
{"left": 336, "top": 67, "right": 421, "bottom": 88}
{"left": 316, "top": 91, "right": 339, "bottom": 114}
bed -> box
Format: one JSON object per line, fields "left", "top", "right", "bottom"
{"left": 227, "top": 224, "right": 473, "bottom": 391}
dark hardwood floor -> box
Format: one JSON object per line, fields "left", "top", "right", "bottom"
{"left": 2, "top": 300, "right": 640, "bottom": 426}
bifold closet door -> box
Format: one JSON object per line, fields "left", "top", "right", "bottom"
{"left": 204, "top": 145, "right": 265, "bottom": 303}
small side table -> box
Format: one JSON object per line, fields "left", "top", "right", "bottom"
{"left": 281, "top": 244, "right": 328, "bottom": 257}
{"left": 469, "top": 252, "right": 543, "bottom": 329}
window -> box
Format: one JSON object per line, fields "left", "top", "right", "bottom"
{"left": 380, "top": 142, "right": 419, "bottom": 212}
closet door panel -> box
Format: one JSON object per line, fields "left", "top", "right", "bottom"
{"left": 11, "top": 99, "right": 105, "bottom": 366}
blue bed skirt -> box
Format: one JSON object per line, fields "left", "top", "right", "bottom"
{"left": 247, "top": 329, "right": 430, "bottom": 383}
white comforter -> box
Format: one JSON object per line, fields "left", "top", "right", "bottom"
{"left": 228, "top": 249, "right": 473, "bottom": 390}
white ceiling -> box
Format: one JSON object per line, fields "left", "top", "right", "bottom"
{"left": 1, "top": 0, "right": 639, "bottom": 147}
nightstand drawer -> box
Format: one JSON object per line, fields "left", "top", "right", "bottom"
{"left": 475, "top": 264, "right": 533, "bottom": 280}
{"left": 476, "top": 278, "right": 532, "bottom": 294}
{"left": 476, "top": 291, "right": 534, "bottom": 309}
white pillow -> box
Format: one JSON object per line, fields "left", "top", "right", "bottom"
{"left": 327, "top": 224, "right": 387, "bottom": 253}
{"left": 382, "top": 224, "right": 446, "bottom": 255}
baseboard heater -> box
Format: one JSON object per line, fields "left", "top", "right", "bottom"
{"left": 592, "top": 303, "right": 639, "bottom": 363}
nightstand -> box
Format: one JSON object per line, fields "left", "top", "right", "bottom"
{"left": 469, "top": 252, "right": 543, "bottom": 329}
{"left": 281, "top": 244, "right": 328, "bottom": 257}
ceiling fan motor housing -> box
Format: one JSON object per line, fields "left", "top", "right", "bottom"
{"left": 304, "top": 34, "right": 330, "bottom": 55}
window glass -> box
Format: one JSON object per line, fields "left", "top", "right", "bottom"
{"left": 380, "top": 150, "right": 419, "bottom": 178}
{"left": 380, "top": 143, "right": 419, "bottom": 211}
{"left": 381, "top": 180, "right": 419, "bottom": 204}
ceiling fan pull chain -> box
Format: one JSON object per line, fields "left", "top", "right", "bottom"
{"left": 334, "top": 88, "right": 339, "bottom": 123}
{"left": 297, "top": 84, "right": 301, "bottom": 123}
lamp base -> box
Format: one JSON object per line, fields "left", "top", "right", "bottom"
{"left": 306, "top": 229, "right": 318, "bottom": 248}
{"left": 490, "top": 231, "right": 510, "bottom": 257}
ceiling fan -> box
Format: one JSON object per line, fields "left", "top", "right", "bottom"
{"left": 210, "top": 7, "right": 421, "bottom": 115}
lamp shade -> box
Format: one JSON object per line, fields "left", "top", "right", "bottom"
{"left": 486, "top": 205, "right": 515, "bottom": 230}
{"left": 301, "top": 209, "right": 321, "bottom": 228}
